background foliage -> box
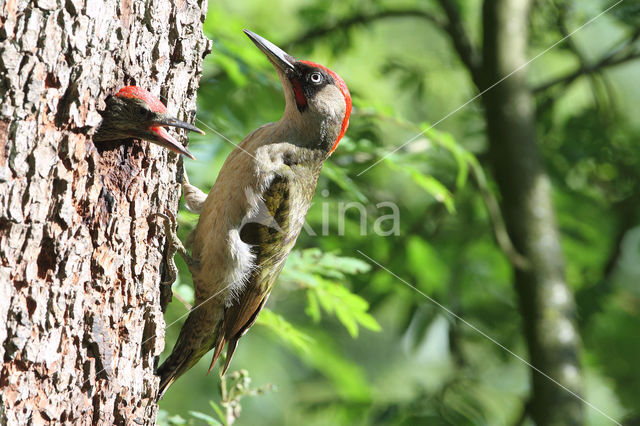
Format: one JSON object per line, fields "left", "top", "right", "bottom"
{"left": 158, "top": 0, "right": 640, "bottom": 424}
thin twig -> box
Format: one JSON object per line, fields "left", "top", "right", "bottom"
{"left": 436, "top": 0, "right": 483, "bottom": 84}
{"left": 172, "top": 291, "right": 193, "bottom": 310}
{"left": 283, "top": 9, "right": 446, "bottom": 49}
{"left": 534, "top": 27, "right": 640, "bottom": 93}
{"left": 556, "top": 5, "right": 604, "bottom": 108}
{"left": 467, "top": 162, "right": 531, "bottom": 270}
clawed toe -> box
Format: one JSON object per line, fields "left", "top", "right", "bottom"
{"left": 151, "top": 209, "right": 195, "bottom": 286}
{"left": 151, "top": 210, "right": 182, "bottom": 285}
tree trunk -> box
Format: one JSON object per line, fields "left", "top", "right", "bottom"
{"left": 0, "top": 1, "right": 210, "bottom": 424}
{"left": 481, "top": 0, "right": 583, "bottom": 424}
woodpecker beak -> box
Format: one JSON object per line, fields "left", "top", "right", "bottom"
{"left": 148, "top": 125, "right": 197, "bottom": 160}
{"left": 153, "top": 116, "right": 206, "bottom": 136}
{"left": 148, "top": 114, "right": 204, "bottom": 160}
{"left": 244, "top": 29, "right": 296, "bottom": 73}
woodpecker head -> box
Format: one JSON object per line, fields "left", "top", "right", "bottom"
{"left": 244, "top": 30, "right": 352, "bottom": 156}
{"left": 95, "top": 86, "right": 204, "bottom": 159}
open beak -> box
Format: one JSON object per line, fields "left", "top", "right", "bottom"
{"left": 149, "top": 115, "right": 204, "bottom": 160}
{"left": 244, "top": 29, "right": 297, "bottom": 74}
{"left": 154, "top": 116, "right": 205, "bottom": 135}
{"left": 150, "top": 125, "right": 197, "bottom": 160}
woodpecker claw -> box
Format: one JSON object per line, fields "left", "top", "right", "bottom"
{"left": 181, "top": 169, "right": 208, "bottom": 214}
{"left": 151, "top": 209, "right": 195, "bottom": 285}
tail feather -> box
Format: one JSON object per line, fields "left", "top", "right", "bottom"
{"left": 221, "top": 338, "right": 239, "bottom": 375}
{"left": 157, "top": 353, "right": 190, "bottom": 400}
{"left": 207, "top": 335, "right": 226, "bottom": 375}
{"left": 156, "top": 307, "right": 223, "bottom": 400}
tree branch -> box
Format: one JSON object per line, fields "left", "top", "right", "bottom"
{"left": 533, "top": 49, "right": 640, "bottom": 94}
{"left": 470, "top": 164, "right": 531, "bottom": 270}
{"left": 556, "top": 5, "right": 606, "bottom": 108}
{"left": 534, "top": 27, "right": 640, "bottom": 93}
{"left": 283, "top": 9, "right": 446, "bottom": 50}
{"left": 436, "top": 0, "right": 483, "bottom": 86}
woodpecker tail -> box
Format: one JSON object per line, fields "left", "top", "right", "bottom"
{"left": 206, "top": 335, "right": 239, "bottom": 377}
{"left": 156, "top": 306, "right": 223, "bottom": 400}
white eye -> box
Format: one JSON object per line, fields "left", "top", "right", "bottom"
{"left": 310, "top": 72, "right": 323, "bottom": 84}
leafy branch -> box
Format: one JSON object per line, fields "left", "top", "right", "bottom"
{"left": 285, "top": 3, "right": 639, "bottom": 99}
{"left": 352, "top": 111, "right": 530, "bottom": 269}
{"left": 280, "top": 249, "right": 381, "bottom": 337}
{"left": 167, "top": 370, "right": 276, "bottom": 426}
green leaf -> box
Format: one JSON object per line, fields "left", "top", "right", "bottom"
{"left": 387, "top": 162, "right": 455, "bottom": 213}
{"left": 406, "top": 236, "right": 449, "bottom": 294}
{"left": 280, "top": 249, "right": 380, "bottom": 337}
{"left": 209, "top": 401, "right": 227, "bottom": 425}
{"left": 281, "top": 249, "right": 371, "bottom": 285}
{"left": 305, "top": 291, "right": 322, "bottom": 323}
{"left": 156, "top": 411, "right": 187, "bottom": 426}
{"left": 408, "top": 167, "right": 455, "bottom": 213}
{"left": 309, "top": 278, "right": 381, "bottom": 337}
{"left": 420, "top": 128, "right": 470, "bottom": 189}
{"left": 335, "top": 304, "right": 359, "bottom": 337}
{"left": 288, "top": 249, "right": 370, "bottom": 277}
{"left": 167, "top": 415, "right": 187, "bottom": 425}
{"left": 256, "top": 309, "right": 315, "bottom": 353}
{"left": 352, "top": 308, "right": 383, "bottom": 333}
{"left": 190, "top": 410, "right": 223, "bottom": 425}
{"left": 322, "top": 162, "right": 369, "bottom": 203}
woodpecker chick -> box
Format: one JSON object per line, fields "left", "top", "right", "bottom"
{"left": 156, "top": 29, "right": 352, "bottom": 397}
{"left": 94, "top": 86, "right": 204, "bottom": 159}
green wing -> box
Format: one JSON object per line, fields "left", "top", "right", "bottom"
{"left": 212, "top": 173, "right": 299, "bottom": 373}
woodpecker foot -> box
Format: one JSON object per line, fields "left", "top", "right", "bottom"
{"left": 181, "top": 169, "right": 207, "bottom": 214}
{"left": 152, "top": 209, "right": 195, "bottom": 285}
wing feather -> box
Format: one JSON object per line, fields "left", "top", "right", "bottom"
{"left": 211, "top": 173, "right": 296, "bottom": 373}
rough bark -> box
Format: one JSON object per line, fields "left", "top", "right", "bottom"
{"left": 0, "top": 1, "right": 210, "bottom": 424}
{"left": 481, "top": 0, "right": 583, "bottom": 424}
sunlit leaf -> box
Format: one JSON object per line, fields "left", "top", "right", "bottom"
{"left": 280, "top": 249, "right": 379, "bottom": 336}
{"left": 298, "top": 331, "right": 372, "bottom": 401}
{"left": 425, "top": 129, "right": 469, "bottom": 189}
{"left": 189, "top": 411, "right": 223, "bottom": 426}
{"left": 407, "top": 236, "right": 449, "bottom": 295}
{"left": 388, "top": 162, "right": 455, "bottom": 213}
{"left": 256, "top": 309, "right": 315, "bottom": 353}
{"left": 305, "top": 291, "right": 322, "bottom": 323}
{"left": 208, "top": 401, "right": 226, "bottom": 425}
{"left": 322, "top": 162, "right": 369, "bottom": 203}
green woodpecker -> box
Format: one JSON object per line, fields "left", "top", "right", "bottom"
{"left": 156, "top": 29, "right": 352, "bottom": 397}
{"left": 94, "top": 86, "right": 203, "bottom": 159}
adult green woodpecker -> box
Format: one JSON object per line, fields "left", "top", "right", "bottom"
{"left": 156, "top": 29, "right": 352, "bottom": 397}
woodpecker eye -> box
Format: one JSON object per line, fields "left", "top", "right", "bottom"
{"left": 310, "top": 72, "right": 323, "bottom": 85}
{"left": 132, "top": 102, "right": 154, "bottom": 121}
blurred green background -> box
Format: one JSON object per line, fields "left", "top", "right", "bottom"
{"left": 157, "top": 0, "right": 640, "bottom": 425}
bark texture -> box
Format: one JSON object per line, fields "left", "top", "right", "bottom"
{"left": 481, "top": 0, "right": 583, "bottom": 424}
{"left": 0, "top": 1, "right": 210, "bottom": 424}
